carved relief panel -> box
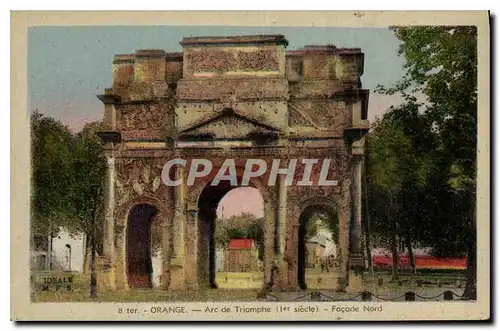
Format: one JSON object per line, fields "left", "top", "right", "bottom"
{"left": 184, "top": 46, "right": 282, "bottom": 76}
{"left": 114, "top": 157, "right": 170, "bottom": 211}
{"left": 116, "top": 103, "right": 173, "bottom": 140}
{"left": 289, "top": 100, "right": 348, "bottom": 135}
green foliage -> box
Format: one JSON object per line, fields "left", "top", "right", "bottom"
{"left": 305, "top": 218, "right": 319, "bottom": 240}
{"left": 70, "top": 121, "right": 107, "bottom": 235}
{"left": 215, "top": 213, "right": 264, "bottom": 259}
{"left": 371, "top": 26, "right": 477, "bottom": 296}
{"left": 380, "top": 26, "right": 477, "bottom": 180}
{"left": 31, "top": 111, "right": 75, "bottom": 235}
{"left": 31, "top": 112, "right": 107, "bottom": 248}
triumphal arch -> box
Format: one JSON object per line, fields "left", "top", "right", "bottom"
{"left": 97, "top": 35, "right": 369, "bottom": 293}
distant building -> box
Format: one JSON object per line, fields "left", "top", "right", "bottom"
{"left": 306, "top": 232, "right": 337, "bottom": 268}
{"left": 31, "top": 228, "right": 86, "bottom": 273}
{"left": 304, "top": 219, "right": 338, "bottom": 267}
{"left": 305, "top": 234, "right": 327, "bottom": 268}
{"left": 317, "top": 227, "right": 337, "bottom": 257}
{"left": 215, "top": 248, "right": 225, "bottom": 272}
{"left": 224, "top": 239, "right": 259, "bottom": 272}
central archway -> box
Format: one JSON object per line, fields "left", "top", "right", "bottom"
{"left": 196, "top": 179, "right": 267, "bottom": 289}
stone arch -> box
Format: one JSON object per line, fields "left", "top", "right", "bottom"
{"left": 115, "top": 195, "right": 170, "bottom": 228}
{"left": 296, "top": 196, "right": 340, "bottom": 290}
{"left": 300, "top": 195, "right": 339, "bottom": 212}
{"left": 114, "top": 195, "right": 172, "bottom": 290}
{"left": 192, "top": 171, "right": 271, "bottom": 289}
{"left": 186, "top": 175, "right": 272, "bottom": 211}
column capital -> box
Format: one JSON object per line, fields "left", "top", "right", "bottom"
{"left": 351, "top": 153, "right": 364, "bottom": 164}
{"left": 350, "top": 135, "right": 366, "bottom": 156}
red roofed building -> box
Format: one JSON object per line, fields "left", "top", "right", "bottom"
{"left": 224, "top": 239, "right": 259, "bottom": 272}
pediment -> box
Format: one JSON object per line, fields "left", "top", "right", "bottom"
{"left": 180, "top": 109, "right": 281, "bottom": 139}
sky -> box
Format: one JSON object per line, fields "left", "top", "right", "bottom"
{"left": 28, "top": 26, "right": 407, "bottom": 218}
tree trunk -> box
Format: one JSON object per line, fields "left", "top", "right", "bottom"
{"left": 405, "top": 234, "right": 416, "bottom": 274}
{"left": 388, "top": 193, "right": 399, "bottom": 281}
{"left": 83, "top": 233, "right": 91, "bottom": 275}
{"left": 47, "top": 232, "right": 53, "bottom": 271}
{"left": 364, "top": 230, "right": 373, "bottom": 275}
{"left": 390, "top": 234, "right": 399, "bottom": 281}
{"left": 463, "top": 186, "right": 477, "bottom": 300}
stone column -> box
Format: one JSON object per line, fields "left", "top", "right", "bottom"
{"left": 336, "top": 179, "right": 351, "bottom": 292}
{"left": 114, "top": 225, "right": 128, "bottom": 290}
{"left": 161, "top": 218, "right": 170, "bottom": 290}
{"left": 277, "top": 174, "right": 289, "bottom": 290}
{"left": 346, "top": 155, "right": 364, "bottom": 293}
{"left": 184, "top": 208, "right": 199, "bottom": 290}
{"left": 103, "top": 151, "right": 116, "bottom": 257}
{"left": 198, "top": 209, "right": 210, "bottom": 288}
{"left": 286, "top": 208, "right": 300, "bottom": 290}
{"left": 96, "top": 93, "right": 119, "bottom": 291}
{"left": 169, "top": 166, "right": 186, "bottom": 290}
{"left": 98, "top": 147, "right": 117, "bottom": 291}
{"left": 100, "top": 100, "right": 117, "bottom": 259}
{"left": 263, "top": 201, "right": 274, "bottom": 290}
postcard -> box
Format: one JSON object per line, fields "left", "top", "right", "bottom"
{"left": 11, "top": 10, "right": 490, "bottom": 321}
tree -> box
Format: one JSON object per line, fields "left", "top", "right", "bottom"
{"left": 367, "top": 98, "right": 440, "bottom": 278}
{"left": 305, "top": 217, "right": 319, "bottom": 241}
{"left": 31, "top": 112, "right": 75, "bottom": 237}
{"left": 376, "top": 26, "right": 477, "bottom": 297}
{"left": 367, "top": 114, "right": 411, "bottom": 280}
{"left": 70, "top": 121, "right": 107, "bottom": 273}
{"left": 214, "top": 213, "right": 264, "bottom": 260}
{"left": 311, "top": 211, "right": 339, "bottom": 244}
{"left": 31, "top": 113, "right": 107, "bottom": 273}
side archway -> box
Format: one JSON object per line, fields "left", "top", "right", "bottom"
{"left": 297, "top": 198, "right": 339, "bottom": 290}
{"left": 114, "top": 196, "right": 172, "bottom": 290}
{"left": 126, "top": 204, "right": 158, "bottom": 288}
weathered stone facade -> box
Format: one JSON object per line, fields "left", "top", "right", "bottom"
{"left": 97, "top": 35, "right": 369, "bottom": 293}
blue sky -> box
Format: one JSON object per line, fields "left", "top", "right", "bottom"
{"left": 28, "top": 26, "right": 406, "bottom": 131}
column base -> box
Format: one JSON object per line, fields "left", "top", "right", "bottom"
{"left": 346, "top": 269, "right": 364, "bottom": 293}
{"left": 115, "top": 269, "right": 128, "bottom": 291}
{"left": 161, "top": 271, "right": 171, "bottom": 290}
{"left": 185, "top": 278, "right": 200, "bottom": 291}
{"left": 168, "top": 257, "right": 186, "bottom": 290}
{"left": 183, "top": 255, "right": 200, "bottom": 291}
{"left": 276, "top": 260, "right": 288, "bottom": 291}
{"left": 335, "top": 275, "right": 348, "bottom": 292}
{"left": 97, "top": 269, "right": 116, "bottom": 292}
{"left": 169, "top": 267, "right": 186, "bottom": 290}
{"left": 96, "top": 256, "right": 116, "bottom": 292}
